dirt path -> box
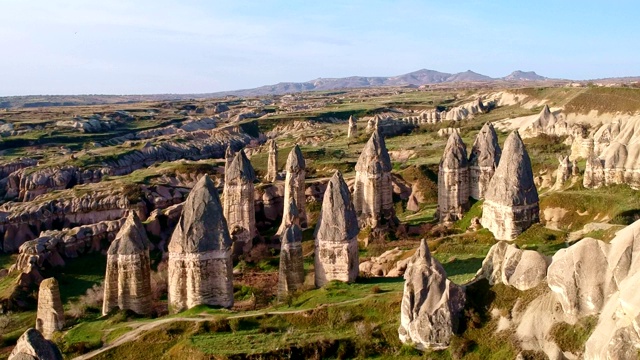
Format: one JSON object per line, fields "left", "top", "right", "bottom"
{"left": 73, "top": 295, "right": 377, "bottom": 360}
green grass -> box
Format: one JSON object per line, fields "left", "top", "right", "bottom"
{"left": 42, "top": 252, "right": 107, "bottom": 304}
{"left": 549, "top": 316, "right": 598, "bottom": 354}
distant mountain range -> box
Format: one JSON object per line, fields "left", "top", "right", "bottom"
{"left": 207, "top": 69, "right": 551, "bottom": 97}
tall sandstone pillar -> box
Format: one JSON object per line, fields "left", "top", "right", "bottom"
{"left": 277, "top": 145, "right": 307, "bottom": 234}
{"left": 353, "top": 130, "right": 396, "bottom": 228}
{"left": 168, "top": 175, "right": 233, "bottom": 312}
{"left": 438, "top": 132, "right": 470, "bottom": 222}
{"left": 36, "top": 278, "right": 64, "bottom": 339}
{"left": 315, "top": 171, "right": 359, "bottom": 287}
{"left": 469, "top": 123, "right": 501, "bottom": 200}
{"left": 266, "top": 139, "right": 278, "bottom": 182}
{"left": 347, "top": 115, "right": 358, "bottom": 138}
{"left": 102, "top": 211, "right": 152, "bottom": 315}
{"left": 481, "top": 131, "right": 539, "bottom": 240}
{"left": 223, "top": 149, "right": 256, "bottom": 256}
{"left": 278, "top": 201, "right": 305, "bottom": 300}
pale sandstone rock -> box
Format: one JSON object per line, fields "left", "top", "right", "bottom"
{"left": 168, "top": 175, "right": 233, "bottom": 312}
{"left": 277, "top": 145, "right": 307, "bottom": 234}
{"left": 438, "top": 132, "right": 469, "bottom": 222}
{"left": 554, "top": 156, "right": 573, "bottom": 189}
{"left": 102, "top": 212, "right": 152, "bottom": 315}
{"left": 8, "top": 328, "right": 63, "bottom": 360}
{"left": 474, "top": 241, "right": 548, "bottom": 291}
{"left": 223, "top": 150, "right": 256, "bottom": 257}
{"left": 398, "top": 239, "right": 465, "bottom": 350}
{"left": 469, "top": 122, "right": 501, "bottom": 200}
{"left": 347, "top": 115, "right": 358, "bottom": 138}
{"left": 35, "top": 278, "right": 64, "bottom": 339}
{"left": 584, "top": 154, "right": 605, "bottom": 188}
{"left": 352, "top": 130, "right": 396, "bottom": 228}
{"left": 266, "top": 139, "right": 278, "bottom": 182}
{"left": 314, "top": 171, "right": 359, "bottom": 287}
{"left": 278, "top": 223, "right": 305, "bottom": 300}
{"left": 481, "top": 131, "right": 539, "bottom": 240}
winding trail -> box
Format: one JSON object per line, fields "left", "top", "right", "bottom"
{"left": 73, "top": 295, "right": 379, "bottom": 360}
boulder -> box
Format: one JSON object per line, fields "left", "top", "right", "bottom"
{"left": 8, "top": 328, "right": 63, "bottom": 360}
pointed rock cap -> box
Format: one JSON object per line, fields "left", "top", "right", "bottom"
{"left": 286, "top": 145, "right": 306, "bottom": 172}
{"left": 315, "top": 171, "right": 359, "bottom": 241}
{"left": 284, "top": 198, "right": 299, "bottom": 225}
{"left": 169, "top": 175, "right": 232, "bottom": 253}
{"left": 348, "top": 115, "right": 356, "bottom": 124}
{"left": 414, "top": 238, "right": 439, "bottom": 268}
{"left": 281, "top": 223, "right": 302, "bottom": 244}
{"left": 484, "top": 131, "right": 538, "bottom": 206}
{"left": 108, "top": 211, "right": 150, "bottom": 255}
{"left": 469, "top": 123, "right": 501, "bottom": 168}
{"left": 355, "top": 129, "right": 392, "bottom": 173}
{"left": 9, "top": 328, "right": 63, "bottom": 360}
{"left": 227, "top": 149, "right": 256, "bottom": 182}
{"left": 536, "top": 104, "right": 556, "bottom": 126}
{"left": 268, "top": 139, "right": 277, "bottom": 152}
{"left": 440, "top": 132, "right": 468, "bottom": 169}
{"left": 225, "top": 145, "right": 235, "bottom": 161}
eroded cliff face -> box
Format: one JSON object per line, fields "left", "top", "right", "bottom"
{"left": 315, "top": 171, "right": 359, "bottom": 287}
{"left": 481, "top": 131, "right": 539, "bottom": 240}
{"left": 168, "top": 175, "right": 233, "bottom": 312}
{"left": 102, "top": 212, "right": 152, "bottom": 316}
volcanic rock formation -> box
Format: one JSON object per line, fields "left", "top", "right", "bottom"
{"left": 352, "top": 130, "right": 396, "bottom": 228}
{"left": 469, "top": 122, "right": 501, "bottom": 200}
{"left": 102, "top": 212, "right": 152, "bottom": 316}
{"left": 481, "top": 131, "right": 539, "bottom": 240}
{"left": 8, "top": 328, "right": 63, "bottom": 360}
{"left": 35, "top": 278, "right": 64, "bottom": 339}
{"left": 398, "top": 239, "right": 465, "bottom": 350}
{"left": 277, "top": 145, "right": 307, "bottom": 234}
{"left": 584, "top": 154, "right": 605, "bottom": 188}
{"left": 223, "top": 150, "right": 256, "bottom": 256}
{"left": 347, "top": 115, "right": 357, "bottom": 138}
{"left": 168, "top": 175, "right": 233, "bottom": 312}
{"left": 314, "top": 171, "right": 359, "bottom": 287}
{"left": 278, "top": 221, "right": 305, "bottom": 300}
{"left": 438, "top": 132, "right": 470, "bottom": 222}
{"left": 554, "top": 155, "right": 572, "bottom": 189}
{"left": 266, "top": 139, "right": 278, "bottom": 182}
{"left": 474, "top": 241, "right": 548, "bottom": 291}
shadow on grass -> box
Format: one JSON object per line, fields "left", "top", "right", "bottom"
{"left": 356, "top": 277, "right": 404, "bottom": 285}
{"left": 442, "top": 257, "right": 484, "bottom": 279}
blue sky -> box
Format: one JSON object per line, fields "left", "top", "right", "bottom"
{"left": 1, "top": 0, "right": 638, "bottom": 96}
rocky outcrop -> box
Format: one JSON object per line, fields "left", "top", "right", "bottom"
{"left": 0, "top": 158, "right": 37, "bottom": 179}
{"left": 481, "top": 131, "right": 539, "bottom": 240}
{"left": 224, "top": 145, "right": 235, "bottom": 176}
{"left": 278, "top": 222, "right": 305, "bottom": 300}
{"left": 266, "top": 139, "right": 278, "bottom": 182}
{"left": 277, "top": 145, "right": 307, "bottom": 233}
{"left": 522, "top": 105, "right": 570, "bottom": 138}
{"left": 314, "top": 171, "right": 359, "bottom": 287}
{"left": 8, "top": 328, "right": 63, "bottom": 360}
{"left": 469, "top": 123, "right": 501, "bottom": 200}
{"left": 6, "top": 166, "right": 112, "bottom": 201}
{"left": 102, "top": 212, "right": 152, "bottom": 315}
{"left": 554, "top": 155, "right": 572, "bottom": 189}
{"left": 584, "top": 154, "right": 605, "bottom": 189}
{"left": 413, "top": 98, "right": 487, "bottom": 124}
{"left": 352, "top": 130, "right": 396, "bottom": 228}
{"left": 168, "top": 175, "right": 233, "bottom": 312}
{"left": 347, "top": 115, "right": 357, "bottom": 138}
{"left": 359, "top": 247, "right": 411, "bottom": 277}
{"left": 438, "top": 132, "right": 469, "bottom": 222}
{"left": 398, "top": 239, "right": 465, "bottom": 350}
{"left": 367, "top": 116, "right": 379, "bottom": 132}
{"left": 223, "top": 150, "right": 256, "bottom": 257}
{"left": 474, "top": 241, "right": 548, "bottom": 291}
{"left": 35, "top": 278, "right": 64, "bottom": 339}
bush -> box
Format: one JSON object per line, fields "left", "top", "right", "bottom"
{"left": 67, "top": 284, "right": 104, "bottom": 319}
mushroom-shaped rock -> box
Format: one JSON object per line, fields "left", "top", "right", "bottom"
{"left": 314, "top": 171, "right": 359, "bottom": 287}
{"left": 8, "top": 328, "right": 63, "bottom": 360}
{"left": 438, "top": 132, "right": 469, "bottom": 222}
{"left": 102, "top": 211, "right": 152, "bottom": 316}
{"left": 353, "top": 130, "right": 396, "bottom": 228}
{"left": 168, "top": 175, "right": 233, "bottom": 312}
{"left": 347, "top": 115, "right": 358, "bottom": 138}
{"left": 398, "top": 239, "right": 465, "bottom": 350}
{"left": 278, "top": 222, "right": 305, "bottom": 300}
{"left": 35, "top": 278, "right": 64, "bottom": 339}
{"left": 481, "top": 131, "right": 539, "bottom": 240}
{"left": 223, "top": 150, "right": 256, "bottom": 257}
{"left": 469, "top": 123, "right": 501, "bottom": 200}
{"left": 266, "top": 139, "right": 278, "bottom": 182}
{"left": 277, "top": 145, "right": 307, "bottom": 234}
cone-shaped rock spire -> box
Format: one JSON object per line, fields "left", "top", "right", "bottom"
{"left": 482, "top": 131, "right": 539, "bottom": 240}
{"left": 438, "top": 132, "right": 470, "bottom": 222}
{"left": 168, "top": 175, "right": 233, "bottom": 312}
{"left": 277, "top": 145, "right": 307, "bottom": 234}
{"left": 278, "top": 221, "right": 305, "bottom": 300}
{"left": 353, "top": 130, "right": 396, "bottom": 228}
{"left": 36, "top": 278, "right": 64, "bottom": 339}
{"left": 102, "top": 211, "right": 152, "bottom": 315}
{"left": 469, "top": 123, "right": 501, "bottom": 200}
{"left": 266, "top": 139, "right": 278, "bottom": 182}
{"left": 223, "top": 149, "right": 256, "bottom": 257}
{"left": 398, "top": 239, "right": 465, "bottom": 350}
{"left": 315, "top": 171, "right": 359, "bottom": 287}
{"left": 347, "top": 115, "right": 358, "bottom": 138}
{"left": 554, "top": 155, "right": 572, "bottom": 189}
{"left": 9, "top": 328, "right": 63, "bottom": 360}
